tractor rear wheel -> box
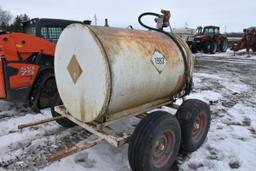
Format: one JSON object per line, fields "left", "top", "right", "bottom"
{"left": 210, "top": 41, "right": 218, "bottom": 54}
{"left": 202, "top": 41, "right": 211, "bottom": 54}
{"left": 30, "top": 71, "right": 57, "bottom": 112}
{"left": 128, "top": 111, "right": 181, "bottom": 171}
{"left": 191, "top": 45, "right": 198, "bottom": 53}
{"left": 51, "top": 93, "right": 77, "bottom": 128}
{"left": 176, "top": 99, "right": 211, "bottom": 152}
{"left": 220, "top": 38, "right": 228, "bottom": 52}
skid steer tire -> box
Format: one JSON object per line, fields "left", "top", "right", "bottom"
{"left": 51, "top": 93, "right": 77, "bottom": 128}
{"left": 30, "top": 71, "right": 57, "bottom": 113}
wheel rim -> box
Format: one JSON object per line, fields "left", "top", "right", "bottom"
{"left": 213, "top": 43, "right": 217, "bottom": 53}
{"left": 192, "top": 112, "right": 206, "bottom": 142}
{"left": 223, "top": 40, "right": 228, "bottom": 51}
{"left": 152, "top": 130, "right": 175, "bottom": 168}
{"left": 207, "top": 43, "right": 211, "bottom": 51}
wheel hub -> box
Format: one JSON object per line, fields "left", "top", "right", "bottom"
{"left": 153, "top": 130, "right": 174, "bottom": 168}
{"left": 192, "top": 112, "right": 206, "bottom": 142}
{"left": 155, "top": 138, "right": 167, "bottom": 155}
{"left": 194, "top": 119, "right": 200, "bottom": 129}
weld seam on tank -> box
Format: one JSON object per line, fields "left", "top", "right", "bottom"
{"left": 161, "top": 30, "right": 190, "bottom": 83}
{"left": 159, "top": 32, "right": 191, "bottom": 96}
{"left": 159, "top": 32, "right": 190, "bottom": 97}
{"left": 86, "top": 25, "right": 113, "bottom": 122}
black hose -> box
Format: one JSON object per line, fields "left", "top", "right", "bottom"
{"left": 138, "top": 12, "right": 161, "bottom": 31}
{"left": 138, "top": 12, "right": 191, "bottom": 95}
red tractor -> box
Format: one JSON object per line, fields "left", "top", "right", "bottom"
{"left": 187, "top": 26, "right": 228, "bottom": 54}
{"left": 0, "top": 18, "right": 80, "bottom": 112}
{"left": 231, "top": 27, "right": 256, "bottom": 53}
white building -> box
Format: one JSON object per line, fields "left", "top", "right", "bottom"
{"left": 173, "top": 27, "right": 195, "bottom": 41}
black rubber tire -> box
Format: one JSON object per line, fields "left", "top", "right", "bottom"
{"left": 128, "top": 112, "right": 159, "bottom": 170}
{"left": 252, "top": 47, "right": 256, "bottom": 52}
{"left": 209, "top": 41, "right": 218, "bottom": 54}
{"left": 202, "top": 41, "right": 211, "bottom": 54}
{"left": 191, "top": 45, "right": 198, "bottom": 54}
{"left": 128, "top": 111, "right": 181, "bottom": 171}
{"left": 176, "top": 99, "right": 211, "bottom": 152}
{"left": 51, "top": 93, "right": 77, "bottom": 128}
{"left": 30, "top": 71, "right": 57, "bottom": 113}
{"left": 220, "top": 38, "right": 228, "bottom": 52}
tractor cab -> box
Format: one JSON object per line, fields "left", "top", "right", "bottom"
{"left": 202, "top": 26, "right": 220, "bottom": 36}
{"left": 22, "top": 18, "right": 81, "bottom": 43}
{"left": 187, "top": 25, "right": 228, "bottom": 54}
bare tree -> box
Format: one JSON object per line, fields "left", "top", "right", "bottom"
{"left": 0, "top": 6, "right": 12, "bottom": 30}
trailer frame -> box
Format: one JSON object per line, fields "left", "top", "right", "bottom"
{"left": 54, "top": 97, "right": 177, "bottom": 148}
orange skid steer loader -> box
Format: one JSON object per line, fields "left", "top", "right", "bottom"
{"left": 0, "top": 18, "right": 80, "bottom": 112}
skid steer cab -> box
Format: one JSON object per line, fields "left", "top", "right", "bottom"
{"left": 0, "top": 18, "right": 81, "bottom": 112}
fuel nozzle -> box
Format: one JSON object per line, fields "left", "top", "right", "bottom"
{"left": 155, "top": 9, "right": 171, "bottom": 30}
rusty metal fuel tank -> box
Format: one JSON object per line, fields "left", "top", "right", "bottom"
{"left": 54, "top": 24, "right": 194, "bottom": 123}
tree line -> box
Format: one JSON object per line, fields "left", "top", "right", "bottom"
{"left": 0, "top": 6, "right": 30, "bottom": 32}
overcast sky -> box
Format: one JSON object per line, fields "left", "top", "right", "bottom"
{"left": 1, "top": 0, "right": 255, "bottom": 32}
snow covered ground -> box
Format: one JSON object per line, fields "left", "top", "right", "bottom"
{"left": 0, "top": 50, "right": 255, "bottom": 171}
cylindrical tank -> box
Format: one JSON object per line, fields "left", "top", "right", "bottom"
{"left": 55, "top": 24, "right": 194, "bottom": 123}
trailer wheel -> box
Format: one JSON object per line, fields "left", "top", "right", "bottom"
{"left": 220, "top": 38, "right": 228, "bottom": 52}
{"left": 51, "top": 93, "right": 77, "bottom": 128}
{"left": 176, "top": 99, "right": 210, "bottom": 152}
{"left": 128, "top": 111, "right": 181, "bottom": 171}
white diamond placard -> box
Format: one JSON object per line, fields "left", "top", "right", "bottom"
{"left": 151, "top": 50, "right": 167, "bottom": 73}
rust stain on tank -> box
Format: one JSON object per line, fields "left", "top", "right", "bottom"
{"left": 55, "top": 24, "right": 195, "bottom": 123}
{"left": 88, "top": 26, "right": 182, "bottom": 68}
{"left": 86, "top": 26, "right": 190, "bottom": 113}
